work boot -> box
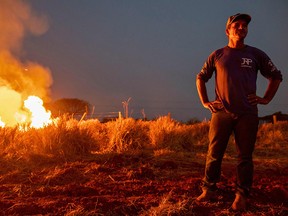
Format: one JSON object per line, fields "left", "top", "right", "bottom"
{"left": 231, "top": 192, "right": 247, "bottom": 211}
{"left": 196, "top": 189, "right": 217, "bottom": 202}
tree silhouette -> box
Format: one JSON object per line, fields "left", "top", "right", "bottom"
{"left": 47, "top": 98, "right": 91, "bottom": 117}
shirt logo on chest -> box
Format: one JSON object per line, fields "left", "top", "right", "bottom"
{"left": 241, "top": 58, "right": 253, "bottom": 68}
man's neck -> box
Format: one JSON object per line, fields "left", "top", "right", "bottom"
{"left": 228, "top": 39, "right": 245, "bottom": 49}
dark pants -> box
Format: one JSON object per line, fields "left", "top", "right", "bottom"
{"left": 202, "top": 111, "right": 259, "bottom": 196}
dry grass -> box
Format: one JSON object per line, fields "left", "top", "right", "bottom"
{"left": 2, "top": 115, "right": 286, "bottom": 161}
{"left": 140, "top": 191, "right": 189, "bottom": 216}
{"left": 0, "top": 115, "right": 211, "bottom": 162}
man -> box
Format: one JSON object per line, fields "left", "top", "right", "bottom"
{"left": 196, "top": 13, "right": 282, "bottom": 211}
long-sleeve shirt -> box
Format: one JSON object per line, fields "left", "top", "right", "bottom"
{"left": 197, "top": 45, "right": 283, "bottom": 115}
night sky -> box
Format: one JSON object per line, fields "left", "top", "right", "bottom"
{"left": 22, "top": 0, "right": 287, "bottom": 121}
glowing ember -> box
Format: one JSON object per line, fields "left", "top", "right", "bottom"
{"left": 24, "top": 96, "right": 52, "bottom": 128}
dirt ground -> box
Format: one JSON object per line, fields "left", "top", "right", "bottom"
{"left": 0, "top": 151, "right": 287, "bottom": 216}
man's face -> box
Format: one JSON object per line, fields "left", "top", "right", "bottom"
{"left": 226, "top": 19, "right": 248, "bottom": 40}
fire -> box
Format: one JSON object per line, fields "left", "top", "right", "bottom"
{"left": 0, "top": 117, "right": 5, "bottom": 127}
{"left": 24, "top": 96, "right": 52, "bottom": 128}
{"left": 0, "top": 1, "right": 53, "bottom": 129}
{"left": 0, "top": 95, "right": 53, "bottom": 129}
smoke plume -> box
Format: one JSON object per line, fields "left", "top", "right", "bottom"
{"left": 0, "top": 0, "right": 53, "bottom": 126}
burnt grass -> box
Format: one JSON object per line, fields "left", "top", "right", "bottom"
{"left": 0, "top": 149, "right": 287, "bottom": 216}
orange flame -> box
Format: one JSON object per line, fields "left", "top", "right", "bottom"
{"left": 24, "top": 96, "right": 52, "bottom": 128}
{"left": 0, "top": 95, "right": 53, "bottom": 129}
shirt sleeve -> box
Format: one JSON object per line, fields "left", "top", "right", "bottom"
{"left": 258, "top": 50, "right": 283, "bottom": 81}
{"left": 196, "top": 52, "right": 216, "bottom": 82}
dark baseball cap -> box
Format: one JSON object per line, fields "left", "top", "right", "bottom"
{"left": 226, "top": 13, "right": 251, "bottom": 29}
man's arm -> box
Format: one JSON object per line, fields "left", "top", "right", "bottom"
{"left": 247, "top": 79, "right": 282, "bottom": 105}
{"left": 196, "top": 78, "right": 221, "bottom": 113}
{"left": 196, "top": 78, "right": 209, "bottom": 104}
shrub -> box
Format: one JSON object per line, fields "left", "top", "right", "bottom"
{"left": 104, "top": 118, "right": 150, "bottom": 153}
{"left": 257, "top": 121, "right": 288, "bottom": 149}
{"left": 149, "top": 116, "right": 194, "bottom": 151}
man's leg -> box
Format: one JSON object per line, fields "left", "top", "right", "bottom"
{"left": 197, "top": 111, "right": 233, "bottom": 201}
{"left": 232, "top": 114, "right": 259, "bottom": 210}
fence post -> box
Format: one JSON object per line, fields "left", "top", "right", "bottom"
{"left": 273, "top": 115, "right": 277, "bottom": 124}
